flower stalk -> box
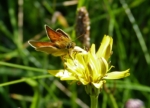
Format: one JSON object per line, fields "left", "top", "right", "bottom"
{"left": 85, "top": 84, "right": 100, "bottom": 108}
{"left": 90, "top": 95, "right": 98, "bottom": 108}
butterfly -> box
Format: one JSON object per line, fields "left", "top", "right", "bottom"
{"left": 28, "top": 25, "right": 76, "bottom": 56}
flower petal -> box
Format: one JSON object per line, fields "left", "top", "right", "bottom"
{"left": 103, "top": 69, "right": 130, "bottom": 79}
{"left": 48, "top": 70, "right": 64, "bottom": 76}
{"left": 60, "top": 75, "right": 77, "bottom": 80}
{"left": 92, "top": 80, "right": 105, "bottom": 89}
{"left": 48, "top": 69, "right": 77, "bottom": 80}
{"left": 99, "top": 57, "right": 108, "bottom": 76}
{"left": 79, "top": 77, "right": 90, "bottom": 85}
{"left": 96, "top": 35, "right": 113, "bottom": 60}
{"left": 90, "top": 44, "right": 96, "bottom": 55}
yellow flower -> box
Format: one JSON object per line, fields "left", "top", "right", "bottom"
{"left": 49, "top": 35, "right": 130, "bottom": 89}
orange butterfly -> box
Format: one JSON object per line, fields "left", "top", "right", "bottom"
{"left": 28, "top": 25, "right": 76, "bottom": 56}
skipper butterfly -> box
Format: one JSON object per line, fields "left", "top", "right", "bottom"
{"left": 28, "top": 25, "right": 76, "bottom": 56}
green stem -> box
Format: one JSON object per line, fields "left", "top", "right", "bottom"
{"left": 0, "top": 74, "right": 52, "bottom": 87}
{"left": 90, "top": 95, "right": 98, "bottom": 108}
{"left": 0, "top": 61, "right": 46, "bottom": 73}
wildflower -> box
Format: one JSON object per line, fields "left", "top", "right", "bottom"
{"left": 49, "top": 35, "right": 130, "bottom": 89}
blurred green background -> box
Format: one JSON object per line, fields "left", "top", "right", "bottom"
{"left": 0, "top": 0, "right": 150, "bottom": 108}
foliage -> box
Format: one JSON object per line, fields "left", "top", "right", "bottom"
{"left": 0, "top": 0, "right": 150, "bottom": 108}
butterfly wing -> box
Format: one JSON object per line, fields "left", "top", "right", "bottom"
{"left": 28, "top": 41, "right": 68, "bottom": 56}
{"left": 28, "top": 41, "right": 55, "bottom": 48}
{"left": 36, "top": 47, "right": 68, "bottom": 56}
{"left": 56, "top": 29, "right": 70, "bottom": 38}
{"left": 45, "top": 25, "right": 73, "bottom": 49}
{"left": 45, "top": 25, "right": 62, "bottom": 42}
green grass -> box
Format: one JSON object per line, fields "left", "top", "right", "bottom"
{"left": 0, "top": 0, "right": 150, "bottom": 108}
